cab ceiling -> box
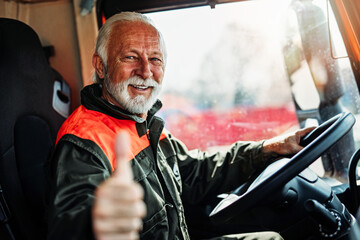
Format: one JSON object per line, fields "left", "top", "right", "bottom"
{"left": 97, "top": 0, "right": 248, "bottom": 19}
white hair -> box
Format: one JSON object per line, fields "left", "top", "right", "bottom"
{"left": 93, "top": 12, "right": 167, "bottom": 83}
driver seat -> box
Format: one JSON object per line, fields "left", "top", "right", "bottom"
{"left": 0, "top": 18, "right": 71, "bottom": 239}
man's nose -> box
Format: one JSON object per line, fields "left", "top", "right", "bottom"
{"left": 136, "top": 59, "right": 153, "bottom": 80}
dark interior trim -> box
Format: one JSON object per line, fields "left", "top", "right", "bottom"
{"left": 96, "top": 0, "right": 248, "bottom": 28}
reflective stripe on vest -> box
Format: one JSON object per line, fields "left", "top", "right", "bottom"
{"left": 56, "top": 105, "right": 166, "bottom": 170}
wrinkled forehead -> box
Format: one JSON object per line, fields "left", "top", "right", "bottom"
{"left": 109, "top": 21, "right": 163, "bottom": 51}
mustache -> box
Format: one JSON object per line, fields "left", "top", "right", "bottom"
{"left": 125, "top": 76, "right": 159, "bottom": 88}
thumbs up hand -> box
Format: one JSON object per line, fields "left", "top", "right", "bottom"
{"left": 113, "top": 132, "right": 134, "bottom": 183}
{"left": 92, "top": 132, "right": 146, "bottom": 240}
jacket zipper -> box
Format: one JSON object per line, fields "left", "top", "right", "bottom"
{"left": 146, "top": 129, "right": 150, "bottom": 140}
{"left": 145, "top": 120, "right": 150, "bottom": 140}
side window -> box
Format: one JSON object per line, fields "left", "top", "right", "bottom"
{"left": 283, "top": 0, "right": 360, "bottom": 182}
{"left": 147, "top": 1, "right": 298, "bottom": 151}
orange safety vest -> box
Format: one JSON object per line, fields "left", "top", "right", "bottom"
{"left": 56, "top": 105, "right": 166, "bottom": 170}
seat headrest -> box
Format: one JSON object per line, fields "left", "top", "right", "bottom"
{"left": 0, "top": 18, "right": 67, "bottom": 154}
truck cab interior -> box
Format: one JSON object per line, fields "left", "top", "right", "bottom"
{"left": 1, "top": 0, "right": 360, "bottom": 239}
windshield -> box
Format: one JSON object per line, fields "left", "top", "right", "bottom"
{"left": 146, "top": 0, "right": 360, "bottom": 183}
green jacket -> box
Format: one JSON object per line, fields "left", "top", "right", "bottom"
{"left": 47, "top": 84, "right": 273, "bottom": 240}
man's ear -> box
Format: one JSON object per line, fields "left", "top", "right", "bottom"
{"left": 92, "top": 54, "right": 105, "bottom": 79}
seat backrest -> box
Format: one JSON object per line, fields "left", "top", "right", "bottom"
{"left": 0, "top": 18, "right": 71, "bottom": 239}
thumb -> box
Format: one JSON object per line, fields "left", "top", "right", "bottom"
{"left": 296, "top": 126, "right": 317, "bottom": 143}
{"left": 113, "top": 131, "right": 133, "bottom": 183}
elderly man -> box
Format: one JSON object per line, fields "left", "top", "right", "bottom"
{"left": 47, "top": 12, "right": 314, "bottom": 240}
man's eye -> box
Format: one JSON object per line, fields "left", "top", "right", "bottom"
{"left": 150, "top": 58, "right": 163, "bottom": 65}
{"left": 122, "top": 56, "right": 137, "bottom": 62}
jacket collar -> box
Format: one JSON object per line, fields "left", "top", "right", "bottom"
{"left": 80, "top": 83, "right": 163, "bottom": 123}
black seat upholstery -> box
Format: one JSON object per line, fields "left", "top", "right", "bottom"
{"left": 0, "top": 18, "right": 71, "bottom": 239}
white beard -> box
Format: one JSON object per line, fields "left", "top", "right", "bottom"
{"left": 104, "top": 75, "right": 162, "bottom": 115}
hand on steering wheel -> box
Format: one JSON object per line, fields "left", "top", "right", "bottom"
{"left": 210, "top": 112, "right": 355, "bottom": 224}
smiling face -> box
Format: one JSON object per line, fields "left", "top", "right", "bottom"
{"left": 93, "top": 21, "right": 165, "bottom": 119}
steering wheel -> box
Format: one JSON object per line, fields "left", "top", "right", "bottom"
{"left": 209, "top": 112, "right": 356, "bottom": 224}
